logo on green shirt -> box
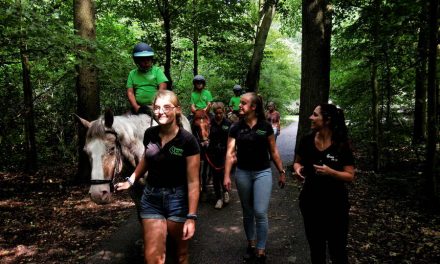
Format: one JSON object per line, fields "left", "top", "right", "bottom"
{"left": 222, "top": 125, "right": 229, "bottom": 131}
{"left": 256, "top": 129, "right": 266, "bottom": 136}
{"left": 169, "top": 146, "right": 183, "bottom": 156}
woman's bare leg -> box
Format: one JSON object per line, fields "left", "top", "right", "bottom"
{"left": 142, "top": 219, "right": 167, "bottom": 264}
{"left": 167, "top": 220, "right": 189, "bottom": 264}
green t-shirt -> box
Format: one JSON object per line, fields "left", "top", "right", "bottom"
{"left": 126, "top": 66, "right": 168, "bottom": 105}
{"left": 191, "top": 89, "right": 213, "bottom": 110}
{"left": 229, "top": 96, "right": 240, "bottom": 111}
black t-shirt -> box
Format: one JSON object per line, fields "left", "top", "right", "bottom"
{"left": 229, "top": 119, "right": 274, "bottom": 171}
{"left": 208, "top": 117, "right": 231, "bottom": 159}
{"left": 295, "top": 132, "right": 354, "bottom": 201}
{"left": 143, "top": 126, "right": 200, "bottom": 187}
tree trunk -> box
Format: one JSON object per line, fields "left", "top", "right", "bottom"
{"left": 20, "top": 48, "right": 37, "bottom": 173}
{"left": 192, "top": 0, "right": 198, "bottom": 76}
{"left": 245, "top": 0, "right": 277, "bottom": 92}
{"left": 162, "top": 0, "right": 173, "bottom": 90}
{"left": 74, "top": 0, "right": 99, "bottom": 183}
{"left": 369, "top": 0, "right": 382, "bottom": 172}
{"left": 425, "top": 0, "right": 439, "bottom": 200}
{"left": 413, "top": 4, "right": 429, "bottom": 144}
{"left": 295, "top": 0, "right": 331, "bottom": 148}
{"left": 371, "top": 61, "right": 381, "bottom": 172}
{"left": 384, "top": 48, "right": 392, "bottom": 128}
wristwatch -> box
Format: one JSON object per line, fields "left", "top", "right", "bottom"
{"left": 186, "top": 214, "right": 198, "bottom": 220}
{"left": 279, "top": 169, "right": 286, "bottom": 174}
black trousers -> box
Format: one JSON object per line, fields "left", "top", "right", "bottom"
{"left": 299, "top": 197, "right": 350, "bottom": 264}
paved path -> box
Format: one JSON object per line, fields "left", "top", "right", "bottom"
{"left": 88, "top": 119, "right": 310, "bottom": 264}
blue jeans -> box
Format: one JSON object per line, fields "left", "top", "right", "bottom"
{"left": 235, "top": 167, "right": 272, "bottom": 249}
{"left": 140, "top": 185, "right": 188, "bottom": 223}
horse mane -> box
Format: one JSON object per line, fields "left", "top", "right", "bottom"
{"left": 86, "top": 114, "right": 152, "bottom": 142}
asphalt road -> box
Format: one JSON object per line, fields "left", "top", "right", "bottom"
{"left": 88, "top": 119, "right": 310, "bottom": 264}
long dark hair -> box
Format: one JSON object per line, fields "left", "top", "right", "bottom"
{"left": 245, "top": 92, "right": 266, "bottom": 121}
{"left": 318, "top": 103, "right": 349, "bottom": 145}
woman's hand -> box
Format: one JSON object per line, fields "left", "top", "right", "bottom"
{"left": 278, "top": 171, "right": 286, "bottom": 188}
{"left": 182, "top": 219, "right": 196, "bottom": 240}
{"left": 313, "top": 164, "right": 331, "bottom": 175}
{"left": 293, "top": 164, "right": 305, "bottom": 182}
{"left": 224, "top": 176, "right": 232, "bottom": 192}
{"left": 114, "top": 180, "right": 131, "bottom": 191}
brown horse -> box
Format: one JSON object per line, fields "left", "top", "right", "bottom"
{"left": 191, "top": 109, "right": 212, "bottom": 193}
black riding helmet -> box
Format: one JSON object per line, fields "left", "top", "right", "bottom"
{"left": 132, "top": 42, "right": 154, "bottom": 58}
{"left": 232, "top": 84, "right": 242, "bottom": 92}
{"left": 193, "top": 75, "right": 206, "bottom": 85}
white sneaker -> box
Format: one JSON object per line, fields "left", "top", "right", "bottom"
{"left": 223, "top": 192, "right": 230, "bottom": 204}
{"left": 215, "top": 199, "right": 223, "bottom": 209}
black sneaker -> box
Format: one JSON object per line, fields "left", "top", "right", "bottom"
{"left": 243, "top": 245, "right": 255, "bottom": 262}
{"left": 255, "top": 254, "right": 266, "bottom": 264}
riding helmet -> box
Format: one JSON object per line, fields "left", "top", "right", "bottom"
{"left": 233, "top": 84, "right": 242, "bottom": 91}
{"left": 193, "top": 75, "right": 206, "bottom": 84}
{"left": 132, "top": 42, "right": 154, "bottom": 57}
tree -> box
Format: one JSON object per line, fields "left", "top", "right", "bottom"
{"left": 295, "top": 0, "right": 332, "bottom": 147}
{"left": 425, "top": 0, "right": 439, "bottom": 200}
{"left": 74, "top": 0, "right": 100, "bottom": 182}
{"left": 413, "top": 2, "right": 428, "bottom": 144}
{"left": 246, "top": 0, "right": 279, "bottom": 92}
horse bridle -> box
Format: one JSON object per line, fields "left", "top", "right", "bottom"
{"left": 89, "top": 130, "right": 123, "bottom": 192}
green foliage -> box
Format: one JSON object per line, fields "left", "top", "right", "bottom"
{"left": 331, "top": 0, "right": 423, "bottom": 155}
{"left": 0, "top": 0, "right": 299, "bottom": 172}
{"left": 259, "top": 25, "right": 300, "bottom": 115}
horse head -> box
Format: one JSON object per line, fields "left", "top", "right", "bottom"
{"left": 192, "top": 110, "right": 211, "bottom": 148}
{"left": 77, "top": 109, "right": 127, "bottom": 204}
{"left": 76, "top": 109, "right": 191, "bottom": 205}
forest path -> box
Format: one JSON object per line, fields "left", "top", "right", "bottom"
{"left": 87, "top": 119, "right": 310, "bottom": 264}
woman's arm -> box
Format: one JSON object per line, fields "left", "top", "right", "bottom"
{"left": 223, "top": 137, "right": 236, "bottom": 191}
{"left": 183, "top": 154, "right": 200, "bottom": 240}
{"left": 115, "top": 155, "right": 148, "bottom": 191}
{"left": 268, "top": 135, "right": 286, "bottom": 188}
{"left": 313, "top": 164, "right": 355, "bottom": 182}
{"left": 293, "top": 155, "right": 305, "bottom": 182}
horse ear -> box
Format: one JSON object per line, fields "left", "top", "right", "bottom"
{"left": 104, "top": 108, "right": 114, "bottom": 128}
{"left": 73, "top": 114, "right": 91, "bottom": 128}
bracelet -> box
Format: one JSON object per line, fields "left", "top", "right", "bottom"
{"left": 125, "top": 177, "right": 134, "bottom": 186}
{"left": 279, "top": 169, "right": 286, "bottom": 174}
{"left": 186, "top": 214, "right": 198, "bottom": 220}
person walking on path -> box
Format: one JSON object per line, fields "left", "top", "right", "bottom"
{"left": 208, "top": 102, "right": 232, "bottom": 209}
{"left": 116, "top": 90, "right": 200, "bottom": 264}
{"left": 126, "top": 42, "right": 168, "bottom": 115}
{"left": 265, "top": 101, "right": 281, "bottom": 141}
{"left": 223, "top": 92, "right": 286, "bottom": 263}
{"left": 293, "top": 103, "right": 355, "bottom": 264}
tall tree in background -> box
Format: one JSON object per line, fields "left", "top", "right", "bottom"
{"left": 246, "top": 0, "right": 278, "bottom": 92}
{"left": 413, "top": 1, "right": 429, "bottom": 144}
{"left": 295, "top": 0, "right": 331, "bottom": 147}
{"left": 74, "top": 0, "right": 99, "bottom": 182}
{"left": 370, "top": 0, "right": 381, "bottom": 171}
{"left": 20, "top": 43, "right": 37, "bottom": 173}
{"left": 16, "top": 1, "right": 38, "bottom": 173}
{"left": 425, "top": 0, "right": 438, "bottom": 199}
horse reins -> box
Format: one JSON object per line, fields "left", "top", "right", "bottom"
{"left": 89, "top": 130, "right": 123, "bottom": 192}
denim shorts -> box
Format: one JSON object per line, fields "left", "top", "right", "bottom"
{"left": 140, "top": 185, "right": 188, "bottom": 223}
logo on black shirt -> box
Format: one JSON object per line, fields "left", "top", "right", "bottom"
{"left": 169, "top": 146, "right": 183, "bottom": 156}
{"left": 256, "top": 129, "right": 266, "bottom": 136}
